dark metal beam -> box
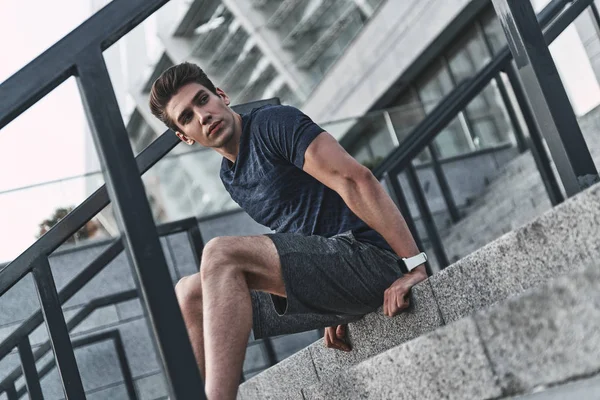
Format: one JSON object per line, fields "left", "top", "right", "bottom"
{"left": 17, "top": 337, "right": 44, "bottom": 400}
{"left": 383, "top": 172, "right": 432, "bottom": 276}
{"left": 187, "top": 224, "right": 205, "bottom": 269}
{"left": 112, "top": 332, "right": 139, "bottom": 400}
{"left": 16, "top": 330, "right": 139, "bottom": 400}
{"left": 32, "top": 257, "right": 86, "bottom": 399}
{"left": 371, "top": 0, "right": 574, "bottom": 180}
{"left": 476, "top": 20, "right": 528, "bottom": 154}
{"left": 428, "top": 145, "right": 461, "bottom": 223}
{"left": 505, "top": 63, "right": 565, "bottom": 206}
{"left": 0, "top": 240, "right": 123, "bottom": 360}
{"left": 405, "top": 165, "right": 449, "bottom": 270}
{"left": 1, "top": 290, "right": 138, "bottom": 391}
{"left": 491, "top": 0, "right": 599, "bottom": 195}
{"left": 75, "top": 48, "right": 204, "bottom": 399}
{"left": 4, "top": 383, "right": 17, "bottom": 400}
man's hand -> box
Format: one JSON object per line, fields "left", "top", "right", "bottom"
{"left": 383, "top": 267, "right": 428, "bottom": 317}
{"left": 324, "top": 324, "right": 351, "bottom": 352}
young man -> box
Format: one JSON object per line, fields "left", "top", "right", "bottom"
{"left": 149, "top": 62, "right": 427, "bottom": 400}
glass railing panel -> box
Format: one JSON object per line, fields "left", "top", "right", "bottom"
{"left": 387, "top": 102, "right": 432, "bottom": 164}
{"left": 321, "top": 113, "right": 395, "bottom": 170}
{"left": 0, "top": 173, "right": 113, "bottom": 264}
{"left": 140, "top": 146, "right": 238, "bottom": 225}
{"left": 464, "top": 80, "right": 514, "bottom": 149}
{"left": 0, "top": 72, "right": 113, "bottom": 265}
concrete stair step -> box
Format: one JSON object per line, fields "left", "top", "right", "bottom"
{"left": 440, "top": 115, "right": 600, "bottom": 263}
{"left": 238, "top": 182, "right": 600, "bottom": 399}
{"left": 304, "top": 262, "right": 600, "bottom": 399}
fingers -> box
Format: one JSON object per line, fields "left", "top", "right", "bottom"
{"left": 383, "top": 288, "right": 390, "bottom": 316}
{"left": 324, "top": 326, "right": 351, "bottom": 352}
{"left": 383, "top": 290, "right": 411, "bottom": 317}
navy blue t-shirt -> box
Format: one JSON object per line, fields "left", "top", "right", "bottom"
{"left": 220, "top": 105, "right": 391, "bottom": 251}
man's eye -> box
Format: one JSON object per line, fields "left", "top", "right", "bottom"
{"left": 200, "top": 95, "right": 208, "bottom": 104}
{"left": 182, "top": 114, "right": 192, "bottom": 124}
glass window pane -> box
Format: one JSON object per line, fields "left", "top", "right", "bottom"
{"left": 434, "top": 119, "right": 473, "bottom": 158}
{"left": 388, "top": 91, "right": 426, "bottom": 140}
{"left": 416, "top": 60, "right": 454, "bottom": 112}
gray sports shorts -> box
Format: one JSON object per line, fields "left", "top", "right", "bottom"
{"left": 251, "top": 230, "right": 403, "bottom": 339}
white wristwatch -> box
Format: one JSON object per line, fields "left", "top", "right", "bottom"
{"left": 399, "top": 252, "right": 428, "bottom": 274}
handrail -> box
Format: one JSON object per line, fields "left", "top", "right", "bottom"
{"left": 372, "top": 0, "right": 574, "bottom": 179}
{"left": 0, "top": 215, "right": 205, "bottom": 397}
{"left": 0, "top": 290, "right": 138, "bottom": 393}
{"left": 0, "top": 0, "right": 281, "bottom": 397}
{"left": 0, "top": 217, "right": 200, "bottom": 361}
{"left": 9, "top": 328, "right": 137, "bottom": 399}
{"left": 371, "top": 0, "right": 592, "bottom": 272}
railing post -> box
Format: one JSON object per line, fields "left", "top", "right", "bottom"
{"left": 383, "top": 171, "right": 432, "bottom": 276}
{"left": 428, "top": 145, "right": 461, "bottom": 223}
{"left": 112, "top": 332, "right": 138, "bottom": 400}
{"left": 31, "top": 256, "right": 86, "bottom": 399}
{"left": 75, "top": 48, "right": 205, "bottom": 399}
{"left": 186, "top": 224, "right": 205, "bottom": 270}
{"left": 4, "top": 384, "right": 17, "bottom": 400}
{"left": 505, "top": 63, "right": 565, "bottom": 206}
{"left": 405, "top": 164, "right": 450, "bottom": 270}
{"left": 476, "top": 21, "right": 529, "bottom": 154}
{"left": 491, "top": 0, "right": 600, "bottom": 196}
{"left": 17, "top": 337, "right": 44, "bottom": 400}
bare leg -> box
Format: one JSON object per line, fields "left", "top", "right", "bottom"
{"left": 175, "top": 273, "right": 206, "bottom": 378}
{"left": 199, "top": 235, "right": 285, "bottom": 400}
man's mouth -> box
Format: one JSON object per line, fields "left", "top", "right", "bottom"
{"left": 208, "top": 121, "right": 222, "bottom": 136}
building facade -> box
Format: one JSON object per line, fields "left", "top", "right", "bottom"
{"left": 84, "top": 0, "right": 600, "bottom": 226}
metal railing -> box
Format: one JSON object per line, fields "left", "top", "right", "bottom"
{"left": 1, "top": 0, "right": 599, "bottom": 397}
{"left": 370, "top": 0, "right": 599, "bottom": 272}
{"left": 0, "top": 217, "right": 201, "bottom": 399}
{"left": 0, "top": 0, "right": 282, "bottom": 397}
{"left": 0, "top": 215, "right": 276, "bottom": 399}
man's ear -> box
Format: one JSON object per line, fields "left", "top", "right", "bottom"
{"left": 175, "top": 131, "right": 195, "bottom": 145}
{"left": 216, "top": 87, "right": 230, "bottom": 106}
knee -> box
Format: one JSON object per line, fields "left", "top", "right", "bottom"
{"left": 200, "top": 237, "right": 240, "bottom": 281}
{"left": 175, "top": 273, "right": 202, "bottom": 311}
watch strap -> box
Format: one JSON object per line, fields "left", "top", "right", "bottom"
{"left": 399, "top": 252, "right": 428, "bottom": 274}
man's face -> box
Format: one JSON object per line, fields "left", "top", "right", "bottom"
{"left": 166, "top": 82, "right": 237, "bottom": 148}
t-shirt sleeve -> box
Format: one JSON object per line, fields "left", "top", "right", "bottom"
{"left": 254, "top": 105, "right": 324, "bottom": 169}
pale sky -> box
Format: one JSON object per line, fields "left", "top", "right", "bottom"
{"left": 0, "top": 1, "right": 94, "bottom": 262}
{"left": 1, "top": 0, "right": 600, "bottom": 264}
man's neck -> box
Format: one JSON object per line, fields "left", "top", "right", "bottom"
{"left": 216, "top": 112, "right": 243, "bottom": 164}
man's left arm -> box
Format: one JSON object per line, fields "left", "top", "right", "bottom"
{"left": 302, "top": 132, "right": 428, "bottom": 317}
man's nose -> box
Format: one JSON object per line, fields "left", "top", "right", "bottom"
{"left": 195, "top": 109, "right": 211, "bottom": 125}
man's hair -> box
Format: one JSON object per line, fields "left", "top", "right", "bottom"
{"left": 149, "top": 62, "right": 217, "bottom": 132}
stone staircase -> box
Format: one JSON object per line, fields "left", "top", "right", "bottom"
{"left": 441, "top": 109, "right": 600, "bottom": 263}
{"left": 238, "top": 150, "right": 600, "bottom": 398}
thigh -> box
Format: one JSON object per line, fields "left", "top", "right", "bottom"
{"left": 263, "top": 231, "right": 402, "bottom": 317}
{"left": 203, "top": 235, "right": 285, "bottom": 297}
